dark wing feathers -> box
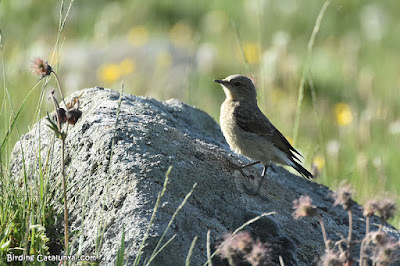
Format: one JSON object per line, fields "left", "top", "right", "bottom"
{"left": 233, "top": 103, "right": 313, "bottom": 179}
{"left": 291, "top": 160, "right": 313, "bottom": 180}
{"left": 234, "top": 104, "right": 305, "bottom": 163}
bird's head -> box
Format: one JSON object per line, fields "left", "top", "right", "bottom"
{"left": 214, "top": 74, "right": 257, "bottom": 102}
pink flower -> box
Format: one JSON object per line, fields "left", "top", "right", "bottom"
{"left": 292, "top": 195, "right": 318, "bottom": 219}
{"left": 32, "top": 57, "right": 52, "bottom": 77}
{"left": 332, "top": 183, "right": 354, "bottom": 211}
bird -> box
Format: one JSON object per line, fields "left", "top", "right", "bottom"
{"left": 214, "top": 74, "right": 313, "bottom": 194}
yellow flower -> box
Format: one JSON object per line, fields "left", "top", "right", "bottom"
{"left": 312, "top": 156, "right": 325, "bottom": 171}
{"left": 334, "top": 102, "right": 353, "bottom": 127}
{"left": 98, "top": 63, "right": 120, "bottom": 83}
{"left": 242, "top": 42, "right": 260, "bottom": 64}
{"left": 156, "top": 51, "right": 172, "bottom": 68}
{"left": 98, "top": 59, "right": 136, "bottom": 83}
{"left": 169, "top": 21, "right": 194, "bottom": 47}
{"left": 119, "top": 59, "right": 135, "bottom": 75}
{"left": 128, "top": 26, "right": 149, "bottom": 47}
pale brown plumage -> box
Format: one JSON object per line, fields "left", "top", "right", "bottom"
{"left": 215, "top": 74, "right": 313, "bottom": 192}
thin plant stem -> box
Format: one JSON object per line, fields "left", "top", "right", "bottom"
{"left": 61, "top": 137, "right": 68, "bottom": 258}
{"left": 227, "top": 254, "right": 237, "bottom": 266}
{"left": 50, "top": 0, "right": 74, "bottom": 69}
{"left": 256, "top": 0, "right": 265, "bottom": 110}
{"left": 308, "top": 75, "right": 328, "bottom": 178}
{"left": 146, "top": 234, "right": 177, "bottom": 264}
{"left": 359, "top": 216, "right": 369, "bottom": 265}
{"left": 0, "top": 27, "right": 5, "bottom": 177}
{"left": 51, "top": 71, "right": 67, "bottom": 107}
{"left": 293, "top": 0, "right": 331, "bottom": 144}
{"left": 185, "top": 236, "right": 198, "bottom": 266}
{"left": 231, "top": 20, "right": 250, "bottom": 74}
{"left": 206, "top": 230, "right": 212, "bottom": 266}
{"left": 347, "top": 210, "right": 353, "bottom": 243}
{"left": 50, "top": 71, "right": 69, "bottom": 262}
{"left": 359, "top": 238, "right": 367, "bottom": 266}
{"left": 318, "top": 217, "right": 330, "bottom": 252}
{"left": 147, "top": 182, "right": 197, "bottom": 264}
{"left": 279, "top": 256, "right": 285, "bottom": 266}
{"left": 347, "top": 209, "right": 353, "bottom": 263}
{"left": 133, "top": 167, "right": 171, "bottom": 265}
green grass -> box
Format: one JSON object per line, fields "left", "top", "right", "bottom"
{"left": 0, "top": 0, "right": 400, "bottom": 262}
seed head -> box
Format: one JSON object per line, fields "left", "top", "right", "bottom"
{"left": 363, "top": 200, "right": 379, "bottom": 217}
{"left": 216, "top": 233, "right": 235, "bottom": 259}
{"left": 366, "top": 231, "right": 399, "bottom": 264}
{"left": 292, "top": 195, "right": 318, "bottom": 219}
{"left": 216, "top": 231, "right": 254, "bottom": 259}
{"left": 245, "top": 241, "right": 271, "bottom": 266}
{"left": 319, "top": 250, "right": 344, "bottom": 266}
{"left": 375, "top": 239, "right": 399, "bottom": 265}
{"left": 230, "top": 231, "right": 253, "bottom": 254}
{"left": 332, "top": 183, "right": 354, "bottom": 211}
{"left": 367, "top": 231, "right": 389, "bottom": 246}
{"left": 32, "top": 57, "right": 52, "bottom": 77}
{"left": 377, "top": 198, "right": 397, "bottom": 221}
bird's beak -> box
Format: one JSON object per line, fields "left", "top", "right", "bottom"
{"left": 214, "top": 79, "right": 228, "bottom": 85}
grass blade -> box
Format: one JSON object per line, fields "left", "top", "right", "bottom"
{"left": 115, "top": 225, "right": 125, "bottom": 266}
{"left": 186, "top": 236, "right": 198, "bottom": 266}
{"left": 293, "top": 0, "right": 332, "bottom": 144}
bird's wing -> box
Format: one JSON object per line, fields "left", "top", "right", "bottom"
{"left": 234, "top": 105, "right": 303, "bottom": 162}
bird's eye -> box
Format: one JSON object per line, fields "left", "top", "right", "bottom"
{"left": 234, "top": 82, "right": 241, "bottom": 86}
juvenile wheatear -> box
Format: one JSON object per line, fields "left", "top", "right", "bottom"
{"left": 214, "top": 74, "right": 313, "bottom": 193}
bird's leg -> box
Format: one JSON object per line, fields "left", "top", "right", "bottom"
{"left": 242, "top": 161, "right": 260, "bottom": 169}
{"left": 255, "top": 165, "right": 269, "bottom": 194}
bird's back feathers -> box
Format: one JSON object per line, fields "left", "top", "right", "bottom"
{"left": 233, "top": 102, "right": 313, "bottom": 179}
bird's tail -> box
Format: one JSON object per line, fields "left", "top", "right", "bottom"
{"left": 291, "top": 160, "right": 313, "bottom": 180}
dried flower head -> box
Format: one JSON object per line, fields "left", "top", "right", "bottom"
{"left": 216, "top": 233, "right": 235, "bottom": 259}
{"left": 377, "top": 198, "right": 397, "bottom": 221}
{"left": 363, "top": 200, "right": 379, "bottom": 217}
{"left": 319, "top": 249, "right": 344, "bottom": 266}
{"left": 66, "top": 96, "right": 80, "bottom": 109}
{"left": 54, "top": 107, "right": 67, "bottom": 124}
{"left": 66, "top": 109, "right": 82, "bottom": 125}
{"left": 292, "top": 195, "right": 318, "bottom": 219}
{"left": 230, "top": 231, "right": 253, "bottom": 254}
{"left": 332, "top": 183, "right": 354, "bottom": 211}
{"left": 216, "top": 231, "right": 254, "bottom": 260}
{"left": 375, "top": 239, "right": 399, "bottom": 265}
{"left": 366, "top": 231, "right": 400, "bottom": 265}
{"left": 32, "top": 57, "right": 52, "bottom": 77}
{"left": 49, "top": 90, "right": 67, "bottom": 125}
{"left": 245, "top": 241, "right": 271, "bottom": 266}
{"left": 66, "top": 96, "right": 82, "bottom": 125}
{"left": 367, "top": 231, "right": 389, "bottom": 246}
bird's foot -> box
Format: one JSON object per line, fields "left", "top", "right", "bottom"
{"left": 241, "top": 161, "right": 260, "bottom": 169}
{"left": 246, "top": 165, "right": 269, "bottom": 195}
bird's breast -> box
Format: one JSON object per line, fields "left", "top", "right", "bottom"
{"left": 220, "top": 100, "right": 277, "bottom": 164}
{"left": 220, "top": 101, "right": 246, "bottom": 153}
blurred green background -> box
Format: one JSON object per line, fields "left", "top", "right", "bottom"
{"left": 1, "top": 0, "right": 399, "bottom": 225}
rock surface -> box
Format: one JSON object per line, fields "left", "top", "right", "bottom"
{"left": 11, "top": 88, "right": 399, "bottom": 265}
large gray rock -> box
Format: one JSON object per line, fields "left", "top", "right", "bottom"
{"left": 11, "top": 88, "right": 399, "bottom": 265}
